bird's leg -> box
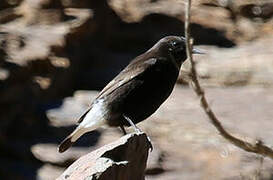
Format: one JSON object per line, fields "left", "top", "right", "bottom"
{"left": 120, "top": 125, "right": 127, "bottom": 135}
{"left": 123, "top": 115, "right": 153, "bottom": 151}
{"left": 123, "top": 115, "right": 142, "bottom": 133}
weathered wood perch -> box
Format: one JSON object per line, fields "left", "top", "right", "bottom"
{"left": 57, "top": 132, "right": 150, "bottom": 180}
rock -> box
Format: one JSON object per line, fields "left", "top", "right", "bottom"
{"left": 109, "top": 0, "right": 273, "bottom": 43}
{"left": 0, "top": 0, "right": 94, "bottom": 143}
{"left": 1, "top": 0, "right": 273, "bottom": 179}
{"left": 57, "top": 132, "right": 150, "bottom": 180}
{"left": 179, "top": 36, "right": 273, "bottom": 86}
{"left": 142, "top": 86, "right": 273, "bottom": 179}
{"left": 31, "top": 144, "right": 90, "bottom": 165}
{"left": 47, "top": 91, "right": 98, "bottom": 127}
{"left": 37, "top": 164, "right": 64, "bottom": 180}
{"left": 145, "top": 147, "right": 165, "bottom": 176}
{"left": 49, "top": 86, "right": 273, "bottom": 179}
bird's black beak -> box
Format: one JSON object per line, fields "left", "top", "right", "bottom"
{"left": 192, "top": 48, "right": 205, "bottom": 54}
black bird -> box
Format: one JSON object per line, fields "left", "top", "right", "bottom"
{"left": 58, "top": 36, "right": 202, "bottom": 153}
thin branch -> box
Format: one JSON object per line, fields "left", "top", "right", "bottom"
{"left": 184, "top": 0, "right": 273, "bottom": 160}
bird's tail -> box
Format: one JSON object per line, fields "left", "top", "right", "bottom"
{"left": 58, "top": 127, "right": 87, "bottom": 153}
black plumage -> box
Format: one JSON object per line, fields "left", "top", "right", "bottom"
{"left": 58, "top": 36, "right": 202, "bottom": 153}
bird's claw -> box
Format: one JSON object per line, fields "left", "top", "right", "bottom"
{"left": 135, "top": 127, "right": 142, "bottom": 134}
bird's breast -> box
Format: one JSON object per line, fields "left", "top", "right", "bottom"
{"left": 122, "top": 62, "right": 179, "bottom": 123}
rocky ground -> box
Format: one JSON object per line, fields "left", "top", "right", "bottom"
{"left": 1, "top": 0, "right": 273, "bottom": 179}
{"left": 43, "top": 86, "right": 273, "bottom": 180}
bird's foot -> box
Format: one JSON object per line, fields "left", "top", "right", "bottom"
{"left": 120, "top": 125, "right": 127, "bottom": 135}
{"left": 123, "top": 115, "right": 142, "bottom": 134}
{"left": 123, "top": 114, "right": 152, "bottom": 151}
{"left": 134, "top": 126, "right": 142, "bottom": 134}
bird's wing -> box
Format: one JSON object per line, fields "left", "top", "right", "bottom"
{"left": 77, "top": 57, "right": 160, "bottom": 124}
{"left": 97, "top": 57, "right": 158, "bottom": 99}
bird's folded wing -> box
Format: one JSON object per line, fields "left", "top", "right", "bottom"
{"left": 77, "top": 57, "right": 162, "bottom": 124}
{"left": 96, "top": 57, "right": 158, "bottom": 99}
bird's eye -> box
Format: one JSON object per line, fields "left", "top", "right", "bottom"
{"left": 168, "top": 41, "right": 181, "bottom": 52}
{"left": 171, "top": 41, "right": 177, "bottom": 47}
{"left": 168, "top": 41, "right": 177, "bottom": 51}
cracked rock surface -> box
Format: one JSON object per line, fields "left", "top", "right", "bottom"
{"left": 57, "top": 133, "right": 150, "bottom": 180}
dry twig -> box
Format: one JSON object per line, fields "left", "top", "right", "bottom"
{"left": 184, "top": 0, "right": 273, "bottom": 160}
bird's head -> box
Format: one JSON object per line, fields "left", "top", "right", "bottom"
{"left": 153, "top": 36, "right": 203, "bottom": 67}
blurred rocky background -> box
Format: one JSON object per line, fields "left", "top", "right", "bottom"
{"left": 0, "top": 0, "right": 273, "bottom": 179}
